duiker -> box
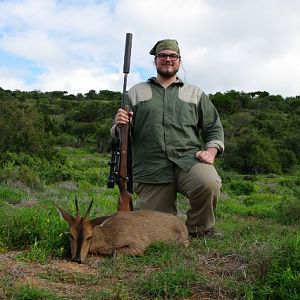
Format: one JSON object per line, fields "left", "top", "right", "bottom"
{"left": 56, "top": 198, "right": 189, "bottom": 263}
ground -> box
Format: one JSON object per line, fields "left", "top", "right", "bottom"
{"left": 0, "top": 247, "right": 250, "bottom": 300}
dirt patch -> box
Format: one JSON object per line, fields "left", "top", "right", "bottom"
{"left": 0, "top": 251, "right": 107, "bottom": 299}
{"left": 191, "top": 251, "right": 249, "bottom": 299}
{"left": 197, "top": 251, "right": 248, "bottom": 279}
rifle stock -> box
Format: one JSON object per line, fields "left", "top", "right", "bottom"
{"left": 118, "top": 106, "right": 130, "bottom": 180}
{"left": 117, "top": 176, "right": 133, "bottom": 211}
{"left": 117, "top": 105, "right": 133, "bottom": 211}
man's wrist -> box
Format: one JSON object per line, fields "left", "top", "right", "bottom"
{"left": 205, "top": 147, "right": 218, "bottom": 158}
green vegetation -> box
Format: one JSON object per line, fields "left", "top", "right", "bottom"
{"left": 8, "top": 285, "right": 62, "bottom": 300}
{"left": 0, "top": 88, "right": 299, "bottom": 298}
{"left": 0, "top": 147, "right": 299, "bottom": 299}
{"left": 1, "top": 87, "right": 300, "bottom": 177}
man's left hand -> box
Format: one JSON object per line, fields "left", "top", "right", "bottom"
{"left": 195, "top": 148, "right": 218, "bottom": 165}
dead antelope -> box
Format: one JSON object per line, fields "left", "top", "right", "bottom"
{"left": 56, "top": 197, "right": 189, "bottom": 263}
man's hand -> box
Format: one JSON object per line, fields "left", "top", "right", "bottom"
{"left": 115, "top": 108, "right": 133, "bottom": 125}
{"left": 195, "top": 148, "right": 218, "bottom": 165}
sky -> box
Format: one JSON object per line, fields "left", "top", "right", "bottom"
{"left": 0, "top": 0, "right": 299, "bottom": 97}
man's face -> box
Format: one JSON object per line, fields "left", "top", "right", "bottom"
{"left": 155, "top": 50, "right": 181, "bottom": 78}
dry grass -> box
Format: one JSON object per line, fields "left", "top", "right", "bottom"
{"left": 0, "top": 245, "right": 254, "bottom": 300}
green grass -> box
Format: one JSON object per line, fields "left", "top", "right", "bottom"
{"left": 0, "top": 184, "right": 28, "bottom": 205}
{"left": 0, "top": 147, "right": 299, "bottom": 299}
{"left": 10, "top": 285, "right": 64, "bottom": 300}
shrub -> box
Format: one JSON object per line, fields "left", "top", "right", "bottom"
{"left": 224, "top": 129, "right": 282, "bottom": 174}
{"left": 0, "top": 151, "right": 71, "bottom": 186}
{"left": 242, "top": 194, "right": 282, "bottom": 219}
{"left": 0, "top": 164, "right": 42, "bottom": 189}
{"left": 50, "top": 133, "right": 78, "bottom": 147}
{"left": 279, "top": 149, "right": 298, "bottom": 173}
{"left": 0, "top": 185, "right": 27, "bottom": 205}
{"left": 276, "top": 194, "right": 300, "bottom": 225}
{"left": 228, "top": 180, "right": 255, "bottom": 195}
{"left": 38, "top": 163, "right": 73, "bottom": 184}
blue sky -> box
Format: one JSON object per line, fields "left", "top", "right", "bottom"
{"left": 0, "top": 0, "right": 299, "bottom": 97}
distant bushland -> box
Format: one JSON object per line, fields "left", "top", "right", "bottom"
{"left": 1, "top": 87, "right": 300, "bottom": 182}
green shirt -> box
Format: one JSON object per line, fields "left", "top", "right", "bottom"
{"left": 124, "top": 77, "right": 224, "bottom": 183}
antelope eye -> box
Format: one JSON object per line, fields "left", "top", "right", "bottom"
{"left": 69, "top": 234, "right": 74, "bottom": 241}
{"left": 86, "top": 236, "right": 92, "bottom": 241}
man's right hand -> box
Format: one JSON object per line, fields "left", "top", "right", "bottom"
{"left": 115, "top": 108, "right": 133, "bottom": 125}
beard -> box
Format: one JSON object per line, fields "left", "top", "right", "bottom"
{"left": 156, "top": 64, "right": 179, "bottom": 78}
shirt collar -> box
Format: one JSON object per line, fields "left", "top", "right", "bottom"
{"left": 148, "top": 77, "right": 184, "bottom": 86}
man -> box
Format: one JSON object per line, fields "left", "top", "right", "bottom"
{"left": 113, "top": 39, "right": 224, "bottom": 238}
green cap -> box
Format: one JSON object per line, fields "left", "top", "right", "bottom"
{"left": 149, "top": 39, "right": 180, "bottom": 55}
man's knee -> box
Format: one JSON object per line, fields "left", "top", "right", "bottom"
{"left": 187, "top": 178, "right": 221, "bottom": 199}
{"left": 207, "top": 178, "right": 222, "bottom": 194}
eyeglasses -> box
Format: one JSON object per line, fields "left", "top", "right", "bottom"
{"left": 155, "top": 53, "right": 181, "bottom": 61}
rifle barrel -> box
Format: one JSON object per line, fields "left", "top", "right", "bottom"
{"left": 123, "top": 33, "right": 133, "bottom": 74}
{"left": 121, "top": 33, "right": 133, "bottom": 107}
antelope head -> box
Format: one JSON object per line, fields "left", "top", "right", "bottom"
{"left": 56, "top": 196, "right": 105, "bottom": 263}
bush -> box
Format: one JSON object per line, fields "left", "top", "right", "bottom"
{"left": 228, "top": 180, "right": 255, "bottom": 195}
{"left": 38, "top": 163, "right": 73, "bottom": 184}
{"left": 242, "top": 194, "right": 282, "bottom": 219}
{"left": 0, "top": 185, "right": 27, "bottom": 205}
{"left": 0, "top": 164, "right": 42, "bottom": 189}
{"left": 276, "top": 194, "right": 300, "bottom": 225}
{"left": 279, "top": 149, "right": 298, "bottom": 173}
{"left": 50, "top": 133, "right": 78, "bottom": 147}
{"left": 224, "top": 129, "right": 282, "bottom": 174}
{"left": 0, "top": 151, "right": 71, "bottom": 186}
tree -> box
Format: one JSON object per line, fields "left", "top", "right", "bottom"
{"left": 84, "top": 90, "right": 98, "bottom": 100}
{"left": 210, "top": 90, "right": 250, "bottom": 115}
{"left": 0, "top": 104, "right": 45, "bottom": 155}
{"left": 99, "top": 90, "right": 122, "bottom": 101}
{"left": 70, "top": 122, "right": 98, "bottom": 146}
{"left": 223, "top": 128, "right": 282, "bottom": 174}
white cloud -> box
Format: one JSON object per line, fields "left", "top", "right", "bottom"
{"left": 0, "top": 69, "right": 28, "bottom": 91}
{"left": 30, "top": 66, "right": 143, "bottom": 95}
{"left": 0, "top": 0, "right": 299, "bottom": 96}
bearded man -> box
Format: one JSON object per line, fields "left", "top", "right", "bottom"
{"left": 112, "top": 39, "right": 224, "bottom": 238}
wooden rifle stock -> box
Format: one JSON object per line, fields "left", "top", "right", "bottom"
{"left": 117, "top": 105, "right": 133, "bottom": 211}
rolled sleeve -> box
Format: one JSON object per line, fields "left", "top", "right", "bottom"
{"left": 205, "top": 140, "right": 225, "bottom": 154}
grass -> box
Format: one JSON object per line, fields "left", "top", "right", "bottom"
{"left": 0, "top": 147, "right": 299, "bottom": 299}
{"left": 9, "top": 285, "right": 63, "bottom": 300}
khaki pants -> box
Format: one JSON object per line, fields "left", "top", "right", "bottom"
{"left": 134, "top": 163, "right": 222, "bottom": 234}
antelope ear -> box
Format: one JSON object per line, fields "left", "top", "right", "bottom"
{"left": 55, "top": 204, "right": 75, "bottom": 225}
{"left": 90, "top": 215, "right": 113, "bottom": 227}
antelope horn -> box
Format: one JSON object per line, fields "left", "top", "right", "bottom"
{"left": 75, "top": 195, "right": 80, "bottom": 218}
{"left": 84, "top": 198, "right": 94, "bottom": 218}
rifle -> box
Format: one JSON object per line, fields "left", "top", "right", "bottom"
{"left": 107, "top": 33, "right": 133, "bottom": 212}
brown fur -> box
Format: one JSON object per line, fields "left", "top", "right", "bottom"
{"left": 57, "top": 205, "right": 189, "bottom": 263}
{"left": 89, "top": 210, "right": 189, "bottom": 256}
